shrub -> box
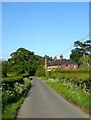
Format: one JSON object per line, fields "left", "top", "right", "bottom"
{"left": 2, "top": 75, "right": 31, "bottom": 117}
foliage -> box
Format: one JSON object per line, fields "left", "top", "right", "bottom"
{"left": 2, "top": 75, "right": 23, "bottom": 84}
{"left": 2, "top": 48, "right": 53, "bottom": 77}
{"left": 74, "top": 40, "right": 91, "bottom": 55}
{"left": 44, "top": 55, "right": 53, "bottom": 65}
{"left": 70, "top": 49, "right": 82, "bottom": 66}
{"left": 48, "top": 70, "right": 89, "bottom": 78}
{"left": 2, "top": 61, "right": 8, "bottom": 77}
{"left": 70, "top": 40, "right": 91, "bottom": 67}
{"left": 35, "top": 67, "right": 45, "bottom": 77}
{"left": 79, "top": 55, "right": 91, "bottom": 70}
{"left": 7, "top": 47, "right": 45, "bottom": 76}
{"left": 2, "top": 90, "right": 16, "bottom": 105}
{"left": 2, "top": 96, "right": 25, "bottom": 119}
{"left": 47, "top": 70, "right": 90, "bottom": 93}
{"left": 2, "top": 75, "right": 31, "bottom": 118}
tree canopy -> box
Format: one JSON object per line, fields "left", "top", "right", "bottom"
{"left": 3, "top": 48, "right": 45, "bottom": 76}
{"left": 2, "top": 48, "right": 53, "bottom": 77}
{"left": 74, "top": 40, "right": 91, "bottom": 55}
{"left": 70, "top": 40, "right": 91, "bottom": 69}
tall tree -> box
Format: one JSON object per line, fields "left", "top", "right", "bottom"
{"left": 79, "top": 55, "right": 90, "bottom": 70}
{"left": 74, "top": 40, "right": 91, "bottom": 55}
{"left": 70, "top": 40, "right": 91, "bottom": 66}
{"left": 7, "top": 48, "right": 45, "bottom": 76}
{"left": 70, "top": 49, "right": 82, "bottom": 66}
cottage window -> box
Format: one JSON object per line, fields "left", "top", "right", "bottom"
{"left": 66, "top": 64, "right": 69, "bottom": 68}
{"left": 74, "top": 65, "right": 76, "bottom": 68}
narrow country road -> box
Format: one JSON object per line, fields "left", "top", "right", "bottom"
{"left": 17, "top": 77, "right": 89, "bottom": 118}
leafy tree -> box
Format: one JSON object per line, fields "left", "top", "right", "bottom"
{"left": 79, "top": 55, "right": 90, "bottom": 70}
{"left": 70, "top": 40, "right": 91, "bottom": 67}
{"left": 44, "top": 55, "right": 53, "bottom": 65}
{"left": 74, "top": 40, "right": 91, "bottom": 55}
{"left": 7, "top": 48, "right": 45, "bottom": 76}
{"left": 70, "top": 49, "right": 82, "bottom": 66}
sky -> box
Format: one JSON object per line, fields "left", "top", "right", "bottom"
{"left": 0, "top": 2, "right": 2, "bottom": 60}
{"left": 2, "top": 0, "right": 90, "bottom": 2}
{"left": 2, "top": 2, "right": 89, "bottom": 60}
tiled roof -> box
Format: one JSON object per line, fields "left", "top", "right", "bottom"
{"left": 48, "top": 59, "right": 77, "bottom": 66}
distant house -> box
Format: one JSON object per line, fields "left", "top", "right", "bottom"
{"left": 47, "top": 55, "right": 78, "bottom": 71}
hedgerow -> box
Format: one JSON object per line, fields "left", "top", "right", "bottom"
{"left": 2, "top": 75, "right": 31, "bottom": 118}
{"left": 47, "top": 70, "right": 90, "bottom": 93}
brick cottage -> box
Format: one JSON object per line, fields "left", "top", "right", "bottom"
{"left": 47, "top": 55, "right": 78, "bottom": 71}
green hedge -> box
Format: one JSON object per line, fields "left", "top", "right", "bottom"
{"left": 2, "top": 76, "right": 31, "bottom": 115}
{"left": 2, "top": 76, "right": 23, "bottom": 84}
{"left": 46, "top": 70, "right": 90, "bottom": 93}
{"left": 22, "top": 73, "right": 30, "bottom": 78}
{"left": 48, "top": 70, "right": 89, "bottom": 79}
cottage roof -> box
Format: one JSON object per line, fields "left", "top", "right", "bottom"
{"left": 48, "top": 59, "right": 77, "bottom": 66}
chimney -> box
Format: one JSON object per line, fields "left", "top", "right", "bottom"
{"left": 54, "top": 56, "right": 57, "bottom": 61}
{"left": 60, "top": 55, "right": 63, "bottom": 60}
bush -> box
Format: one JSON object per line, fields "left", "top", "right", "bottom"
{"left": 2, "top": 90, "right": 16, "bottom": 105}
{"left": 22, "top": 73, "right": 30, "bottom": 78}
{"left": 2, "top": 76, "right": 24, "bottom": 91}
{"left": 2, "top": 76, "right": 31, "bottom": 111}
{"left": 35, "top": 68, "right": 45, "bottom": 77}
{"left": 48, "top": 70, "right": 90, "bottom": 93}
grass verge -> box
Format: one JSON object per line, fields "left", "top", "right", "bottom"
{"left": 2, "top": 96, "right": 25, "bottom": 119}
{"left": 42, "top": 77, "right": 90, "bottom": 112}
